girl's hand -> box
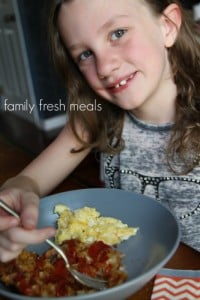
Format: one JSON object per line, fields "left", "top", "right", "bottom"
{"left": 0, "top": 188, "right": 55, "bottom": 262}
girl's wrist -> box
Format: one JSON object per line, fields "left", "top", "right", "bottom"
{"left": 1, "top": 175, "right": 40, "bottom": 196}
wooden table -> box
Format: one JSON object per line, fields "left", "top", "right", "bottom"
{"left": 0, "top": 138, "right": 199, "bottom": 300}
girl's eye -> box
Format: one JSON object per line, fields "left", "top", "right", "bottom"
{"left": 79, "top": 50, "right": 92, "bottom": 62}
{"left": 111, "top": 29, "right": 126, "bottom": 41}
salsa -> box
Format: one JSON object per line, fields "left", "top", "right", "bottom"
{"left": 0, "top": 239, "right": 127, "bottom": 297}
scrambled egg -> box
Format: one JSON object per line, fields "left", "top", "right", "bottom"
{"left": 54, "top": 204, "right": 138, "bottom": 246}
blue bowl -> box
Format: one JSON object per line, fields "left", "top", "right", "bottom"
{"left": 0, "top": 188, "right": 180, "bottom": 300}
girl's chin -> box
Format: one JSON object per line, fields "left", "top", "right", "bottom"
{"left": 95, "top": 91, "right": 140, "bottom": 110}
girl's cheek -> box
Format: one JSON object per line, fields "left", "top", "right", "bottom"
{"left": 121, "top": 38, "right": 140, "bottom": 62}
{"left": 81, "top": 66, "right": 99, "bottom": 87}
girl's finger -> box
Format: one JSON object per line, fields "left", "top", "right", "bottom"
{"left": 0, "top": 217, "right": 19, "bottom": 231}
{"left": 5, "top": 226, "right": 56, "bottom": 245}
{"left": 0, "top": 234, "right": 25, "bottom": 252}
{"left": 0, "top": 245, "right": 22, "bottom": 262}
{"left": 20, "top": 193, "right": 40, "bottom": 230}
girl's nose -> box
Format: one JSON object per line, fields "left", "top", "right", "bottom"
{"left": 96, "top": 50, "right": 120, "bottom": 80}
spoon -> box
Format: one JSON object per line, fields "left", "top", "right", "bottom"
{"left": 0, "top": 199, "right": 107, "bottom": 290}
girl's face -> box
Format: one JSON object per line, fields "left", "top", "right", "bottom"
{"left": 58, "top": 0, "right": 180, "bottom": 122}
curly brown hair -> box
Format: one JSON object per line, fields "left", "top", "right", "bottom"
{"left": 48, "top": 0, "right": 200, "bottom": 174}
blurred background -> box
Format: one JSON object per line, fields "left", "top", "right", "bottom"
{"left": 0, "top": 0, "right": 67, "bottom": 153}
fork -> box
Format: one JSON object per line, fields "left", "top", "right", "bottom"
{"left": 0, "top": 199, "right": 107, "bottom": 290}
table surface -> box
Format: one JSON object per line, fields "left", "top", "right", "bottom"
{"left": 0, "top": 138, "right": 199, "bottom": 300}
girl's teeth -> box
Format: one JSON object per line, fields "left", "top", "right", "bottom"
{"left": 120, "top": 80, "right": 127, "bottom": 86}
{"left": 115, "top": 80, "right": 127, "bottom": 88}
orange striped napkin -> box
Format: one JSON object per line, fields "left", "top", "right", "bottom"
{"left": 151, "top": 268, "right": 200, "bottom": 300}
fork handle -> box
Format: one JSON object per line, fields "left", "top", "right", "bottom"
{"left": 0, "top": 199, "right": 20, "bottom": 220}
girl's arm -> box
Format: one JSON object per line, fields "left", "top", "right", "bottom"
{"left": 13, "top": 122, "right": 91, "bottom": 196}
{"left": 0, "top": 122, "right": 91, "bottom": 261}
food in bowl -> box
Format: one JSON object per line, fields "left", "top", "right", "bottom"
{"left": 0, "top": 239, "right": 127, "bottom": 297}
{"left": 54, "top": 204, "right": 138, "bottom": 245}
{"left": 0, "top": 205, "right": 138, "bottom": 297}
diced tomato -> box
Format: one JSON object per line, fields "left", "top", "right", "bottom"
{"left": 0, "top": 239, "right": 127, "bottom": 297}
{"left": 88, "top": 241, "right": 109, "bottom": 259}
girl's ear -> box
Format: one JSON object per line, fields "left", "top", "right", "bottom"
{"left": 161, "top": 4, "right": 182, "bottom": 48}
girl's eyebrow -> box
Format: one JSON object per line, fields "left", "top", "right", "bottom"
{"left": 68, "top": 14, "right": 129, "bottom": 52}
{"left": 98, "top": 14, "right": 129, "bottom": 33}
{"left": 68, "top": 43, "right": 83, "bottom": 52}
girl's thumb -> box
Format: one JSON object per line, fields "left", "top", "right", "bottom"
{"left": 21, "top": 200, "right": 39, "bottom": 230}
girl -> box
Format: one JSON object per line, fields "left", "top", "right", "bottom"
{"left": 0, "top": 0, "right": 200, "bottom": 261}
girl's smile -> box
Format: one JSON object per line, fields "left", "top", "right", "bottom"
{"left": 107, "top": 74, "right": 135, "bottom": 94}
{"left": 107, "top": 73, "right": 135, "bottom": 94}
{"left": 58, "top": 0, "right": 180, "bottom": 123}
